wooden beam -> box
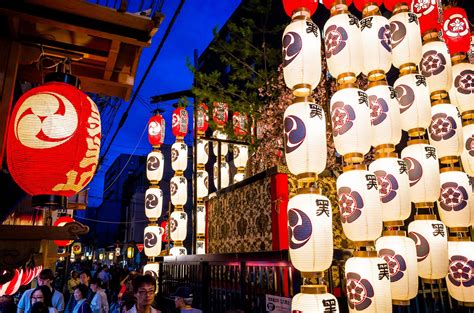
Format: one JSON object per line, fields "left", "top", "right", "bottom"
{"left": 104, "top": 41, "right": 120, "bottom": 81}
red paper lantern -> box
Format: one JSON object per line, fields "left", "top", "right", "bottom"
{"left": 53, "top": 216, "right": 75, "bottom": 247}
{"left": 411, "top": 0, "right": 440, "bottom": 35}
{"left": 212, "top": 102, "right": 228, "bottom": 127}
{"left": 233, "top": 112, "right": 248, "bottom": 137}
{"left": 282, "top": 0, "right": 318, "bottom": 17}
{"left": 322, "top": 0, "right": 353, "bottom": 10}
{"left": 6, "top": 82, "right": 101, "bottom": 197}
{"left": 196, "top": 103, "right": 209, "bottom": 135}
{"left": 147, "top": 114, "right": 165, "bottom": 147}
{"left": 160, "top": 220, "right": 170, "bottom": 243}
{"left": 353, "top": 0, "right": 382, "bottom": 12}
{"left": 383, "top": 0, "right": 412, "bottom": 11}
{"left": 172, "top": 107, "right": 188, "bottom": 139}
{"left": 4, "top": 269, "right": 22, "bottom": 296}
{"left": 442, "top": 7, "right": 471, "bottom": 55}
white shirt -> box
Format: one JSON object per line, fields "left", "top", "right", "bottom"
{"left": 90, "top": 288, "right": 108, "bottom": 313}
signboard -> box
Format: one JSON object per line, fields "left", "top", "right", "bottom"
{"left": 265, "top": 294, "right": 291, "bottom": 313}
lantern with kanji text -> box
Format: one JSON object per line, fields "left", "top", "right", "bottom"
{"left": 148, "top": 113, "right": 165, "bottom": 147}
{"left": 172, "top": 107, "right": 188, "bottom": 139}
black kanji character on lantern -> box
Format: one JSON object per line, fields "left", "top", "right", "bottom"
{"left": 408, "top": 12, "right": 418, "bottom": 24}
{"left": 398, "top": 160, "right": 408, "bottom": 174}
{"left": 316, "top": 199, "right": 330, "bottom": 217}
{"left": 310, "top": 104, "right": 323, "bottom": 119}
{"left": 378, "top": 263, "right": 390, "bottom": 280}
{"left": 360, "top": 17, "right": 373, "bottom": 31}
{"left": 179, "top": 177, "right": 186, "bottom": 183}
{"left": 323, "top": 299, "right": 338, "bottom": 312}
{"left": 348, "top": 14, "right": 359, "bottom": 28}
{"left": 366, "top": 174, "right": 378, "bottom": 190}
{"left": 197, "top": 206, "right": 204, "bottom": 212}
{"left": 425, "top": 146, "right": 437, "bottom": 160}
{"left": 432, "top": 223, "right": 445, "bottom": 237}
{"left": 180, "top": 212, "right": 186, "bottom": 219}
{"left": 306, "top": 20, "right": 319, "bottom": 37}
{"left": 358, "top": 91, "right": 368, "bottom": 106}
{"left": 415, "top": 75, "right": 427, "bottom": 86}
{"left": 389, "top": 86, "right": 397, "bottom": 99}
{"left": 197, "top": 171, "right": 203, "bottom": 178}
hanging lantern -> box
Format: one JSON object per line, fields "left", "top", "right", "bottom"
{"left": 393, "top": 68, "right": 431, "bottom": 135}
{"left": 353, "top": 0, "right": 383, "bottom": 12}
{"left": 146, "top": 151, "right": 164, "bottom": 184}
{"left": 143, "top": 263, "right": 159, "bottom": 281}
{"left": 196, "top": 103, "right": 209, "bottom": 136}
{"left": 53, "top": 216, "right": 75, "bottom": 247}
{"left": 212, "top": 130, "right": 229, "bottom": 157}
{"left": 366, "top": 81, "right": 401, "bottom": 149}
{"left": 233, "top": 112, "right": 248, "bottom": 137}
{"left": 284, "top": 99, "right": 327, "bottom": 176}
{"left": 368, "top": 154, "right": 410, "bottom": 222}
{"left": 196, "top": 139, "right": 209, "bottom": 165}
{"left": 170, "top": 245, "right": 187, "bottom": 256}
{"left": 148, "top": 114, "right": 165, "bottom": 147}
{"left": 282, "top": 0, "right": 318, "bottom": 17}
{"left": 442, "top": 7, "right": 471, "bottom": 56}
{"left": 408, "top": 216, "right": 448, "bottom": 280}
{"left": 345, "top": 254, "right": 392, "bottom": 312}
{"left": 212, "top": 102, "right": 228, "bottom": 127}
{"left": 282, "top": 10, "right": 321, "bottom": 96}
{"left": 213, "top": 161, "right": 230, "bottom": 189}
{"left": 144, "top": 225, "right": 163, "bottom": 257}
{"left": 4, "top": 269, "right": 23, "bottom": 296}
{"left": 376, "top": 232, "right": 418, "bottom": 305}
{"left": 233, "top": 144, "right": 248, "bottom": 169}
{"left": 196, "top": 239, "right": 206, "bottom": 255}
{"left": 6, "top": 82, "right": 101, "bottom": 201}
{"left": 336, "top": 165, "right": 382, "bottom": 242}
{"left": 287, "top": 189, "right": 333, "bottom": 272}
{"left": 411, "top": 0, "right": 440, "bottom": 36}
{"left": 323, "top": 6, "right": 362, "bottom": 84}
{"left": 461, "top": 121, "right": 474, "bottom": 176}
{"left": 389, "top": 6, "right": 422, "bottom": 69}
{"left": 330, "top": 86, "right": 371, "bottom": 164}
{"left": 196, "top": 204, "right": 206, "bottom": 235}
{"left": 384, "top": 0, "right": 413, "bottom": 12}
{"left": 446, "top": 240, "right": 474, "bottom": 304}
{"left": 292, "top": 286, "right": 339, "bottom": 312}
{"left": 401, "top": 140, "right": 440, "bottom": 204}
{"left": 196, "top": 170, "right": 209, "bottom": 199}
{"left": 145, "top": 186, "right": 163, "bottom": 220}
{"left": 170, "top": 211, "right": 187, "bottom": 242}
{"left": 170, "top": 176, "right": 187, "bottom": 207}
{"left": 160, "top": 220, "right": 169, "bottom": 243}
{"left": 437, "top": 168, "right": 471, "bottom": 228}
{"left": 449, "top": 60, "right": 474, "bottom": 117}
{"left": 322, "top": 0, "right": 353, "bottom": 10}
{"left": 234, "top": 172, "right": 245, "bottom": 183}
{"left": 171, "top": 107, "right": 188, "bottom": 139}
{"left": 171, "top": 142, "right": 188, "bottom": 173}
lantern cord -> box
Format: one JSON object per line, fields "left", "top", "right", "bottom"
{"left": 74, "top": 216, "right": 148, "bottom": 224}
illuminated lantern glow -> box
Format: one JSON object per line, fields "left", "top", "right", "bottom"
{"left": 145, "top": 186, "right": 163, "bottom": 220}
{"left": 4, "top": 269, "right": 23, "bottom": 296}
{"left": 411, "top": 0, "right": 440, "bottom": 35}
{"left": 212, "top": 102, "right": 228, "bottom": 127}
{"left": 389, "top": 8, "right": 422, "bottom": 69}
{"left": 196, "top": 139, "right": 209, "bottom": 165}
{"left": 146, "top": 151, "right": 164, "bottom": 184}
{"left": 322, "top": 0, "right": 353, "bottom": 10}
{"left": 336, "top": 165, "right": 382, "bottom": 242}
{"left": 442, "top": 7, "right": 471, "bottom": 56}
{"left": 353, "top": 0, "right": 382, "bottom": 13}
{"left": 437, "top": 168, "right": 471, "bottom": 228}
{"left": 143, "top": 263, "right": 159, "bottom": 283}
{"left": 366, "top": 81, "right": 401, "bottom": 148}
{"left": 196, "top": 103, "right": 209, "bottom": 135}
{"left": 234, "top": 172, "right": 245, "bottom": 182}
{"left": 330, "top": 86, "right": 371, "bottom": 163}
{"left": 232, "top": 112, "right": 248, "bottom": 137}
{"left": 461, "top": 122, "right": 474, "bottom": 176}
{"left": 282, "top": 0, "right": 318, "bottom": 17}
{"left": 212, "top": 130, "right": 229, "bottom": 157}
{"left": 196, "top": 204, "right": 206, "bottom": 235}
{"left": 53, "top": 216, "right": 75, "bottom": 247}
{"left": 428, "top": 99, "right": 463, "bottom": 162}
{"left": 171, "top": 107, "right": 188, "bottom": 139}
{"left": 144, "top": 225, "right": 163, "bottom": 257}
{"left": 384, "top": 0, "right": 413, "bottom": 12}
{"left": 393, "top": 68, "right": 431, "bottom": 134}
{"left": 233, "top": 144, "right": 248, "bottom": 169}
{"left": 148, "top": 114, "right": 165, "bottom": 147}
{"left": 376, "top": 233, "right": 419, "bottom": 305}
{"left": 345, "top": 254, "right": 392, "bottom": 312}
{"left": 282, "top": 10, "right": 321, "bottom": 96}
{"left": 171, "top": 142, "right": 188, "bottom": 173}
{"left": 6, "top": 82, "right": 101, "bottom": 197}
{"left": 284, "top": 99, "right": 327, "bottom": 176}
{"left": 213, "top": 161, "right": 230, "bottom": 189}
{"left": 170, "top": 211, "right": 188, "bottom": 242}
{"left": 287, "top": 189, "right": 333, "bottom": 272}
{"left": 196, "top": 239, "right": 206, "bottom": 255}
{"left": 449, "top": 60, "right": 474, "bottom": 116}
{"left": 170, "top": 176, "right": 187, "bottom": 207}
{"left": 170, "top": 245, "right": 187, "bottom": 256}
{"left": 420, "top": 37, "right": 453, "bottom": 98}
{"left": 401, "top": 140, "right": 440, "bottom": 204}
{"left": 292, "top": 286, "right": 339, "bottom": 312}
{"left": 408, "top": 216, "right": 448, "bottom": 280}
{"left": 369, "top": 154, "right": 410, "bottom": 222}
{"left": 446, "top": 240, "right": 474, "bottom": 304}
{"left": 196, "top": 170, "right": 209, "bottom": 199}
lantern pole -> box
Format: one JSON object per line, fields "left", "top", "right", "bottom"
{"left": 192, "top": 49, "right": 198, "bottom": 255}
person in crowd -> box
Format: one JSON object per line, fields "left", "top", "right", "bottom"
{"left": 89, "top": 279, "right": 108, "bottom": 313}
{"left": 72, "top": 285, "right": 91, "bottom": 313}
{"left": 118, "top": 293, "right": 135, "bottom": 313}
{"left": 96, "top": 267, "right": 110, "bottom": 290}
{"left": 172, "top": 286, "right": 202, "bottom": 313}
{"left": 18, "top": 269, "right": 65, "bottom": 313}
{"left": 30, "top": 285, "right": 57, "bottom": 313}
{"left": 30, "top": 302, "right": 49, "bottom": 313}
{"left": 66, "top": 271, "right": 93, "bottom": 313}
{"left": 0, "top": 295, "right": 17, "bottom": 313}
{"left": 117, "top": 272, "right": 137, "bottom": 301}
{"left": 67, "top": 272, "right": 80, "bottom": 297}
{"left": 126, "top": 274, "right": 160, "bottom": 313}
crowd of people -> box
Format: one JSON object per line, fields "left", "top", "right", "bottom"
{"left": 0, "top": 264, "right": 202, "bottom": 313}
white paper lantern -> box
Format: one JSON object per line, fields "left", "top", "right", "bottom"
{"left": 324, "top": 12, "right": 362, "bottom": 82}
{"left": 446, "top": 240, "right": 474, "bottom": 304}
{"left": 369, "top": 155, "right": 410, "bottom": 222}
{"left": 196, "top": 138, "right": 209, "bottom": 165}
{"left": 360, "top": 15, "right": 392, "bottom": 77}
{"left": 196, "top": 204, "right": 206, "bottom": 235}
{"left": 144, "top": 225, "right": 163, "bottom": 257}
{"left": 393, "top": 71, "right": 431, "bottom": 133}
{"left": 449, "top": 61, "right": 474, "bottom": 116}
{"left": 212, "top": 130, "right": 228, "bottom": 157}
{"left": 376, "top": 233, "right": 419, "bottom": 304}
{"left": 170, "top": 210, "right": 187, "bottom": 242}
{"left": 284, "top": 99, "right": 327, "bottom": 175}
{"left": 330, "top": 87, "right": 371, "bottom": 161}
{"left": 420, "top": 39, "right": 453, "bottom": 96}
{"left": 213, "top": 161, "right": 229, "bottom": 189}
{"left": 336, "top": 167, "right": 382, "bottom": 242}
{"left": 429, "top": 100, "right": 463, "bottom": 161}
{"left": 171, "top": 142, "right": 187, "bottom": 172}
{"left": 170, "top": 176, "right": 187, "bottom": 207}
{"left": 389, "top": 11, "right": 422, "bottom": 69}
{"left": 461, "top": 122, "right": 474, "bottom": 176}
{"left": 287, "top": 190, "right": 333, "bottom": 272}
{"left": 282, "top": 11, "right": 321, "bottom": 96}
{"left": 408, "top": 217, "right": 448, "bottom": 280}
{"left": 234, "top": 172, "right": 245, "bottom": 183}
{"left": 233, "top": 144, "right": 248, "bottom": 169}
{"left": 170, "top": 246, "right": 187, "bottom": 256}
{"left": 143, "top": 263, "right": 159, "bottom": 281}
{"left": 366, "top": 82, "right": 401, "bottom": 148}
{"left": 345, "top": 255, "right": 392, "bottom": 312}
{"left": 145, "top": 186, "right": 163, "bottom": 220}
{"left": 401, "top": 140, "right": 440, "bottom": 204}
{"left": 438, "top": 169, "right": 471, "bottom": 228}
{"left": 146, "top": 151, "right": 164, "bottom": 183}
{"left": 292, "top": 287, "right": 339, "bottom": 312}
{"left": 196, "top": 170, "right": 209, "bottom": 199}
{"left": 196, "top": 240, "right": 206, "bottom": 255}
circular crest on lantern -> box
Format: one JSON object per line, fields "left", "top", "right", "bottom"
{"left": 449, "top": 61, "right": 474, "bottom": 115}
{"left": 438, "top": 169, "right": 470, "bottom": 228}
{"left": 443, "top": 7, "right": 471, "bottom": 55}
{"left": 145, "top": 187, "right": 163, "bottom": 220}
{"left": 429, "top": 101, "right": 462, "bottom": 161}
{"left": 411, "top": 0, "right": 440, "bottom": 35}
{"left": 461, "top": 122, "right": 474, "bottom": 176}
{"left": 170, "top": 176, "right": 187, "bottom": 207}
{"left": 212, "top": 102, "right": 228, "bottom": 127}
{"left": 170, "top": 210, "right": 188, "bottom": 242}
{"left": 171, "top": 142, "right": 188, "bottom": 173}
{"left": 148, "top": 114, "right": 165, "bottom": 146}
{"left": 420, "top": 40, "right": 453, "bottom": 96}
{"left": 360, "top": 15, "right": 392, "bottom": 78}
{"left": 146, "top": 151, "right": 164, "bottom": 183}
{"left": 446, "top": 241, "right": 474, "bottom": 303}
{"left": 172, "top": 107, "right": 188, "bottom": 139}
{"left": 389, "top": 10, "right": 422, "bottom": 69}
{"left": 144, "top": 225, "right": 163, "bottom": 257}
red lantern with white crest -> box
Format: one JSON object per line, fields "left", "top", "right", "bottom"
{"left": 233, "top": 112, "right": 248, "bottom": 137}
{"left": 282, "top": 0, "right": 318, "bottom": 17}
{"left": 212, "top": 102, "right": 228, "bottom": 127}
{"left": 411, "top": 0, "right": 440, "bottom": 35}
{"left": 442, "top": 7, "right": 471, "bottom": 56}
{"left": 172, "top": 107, "right": 188, "bottom": 139}
{"left": 148, "top": 113, "right": 165, "bottom": 147}
{"left": 196, "top": 103, "right": 209, "bottom": 135}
